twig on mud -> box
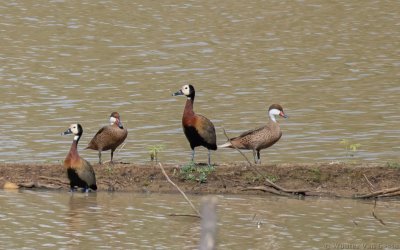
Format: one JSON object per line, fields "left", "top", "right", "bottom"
{"left": 242, "top": 186, "right": 292, "bottom": 196}
{"left": 264, "top": 178, "right": 308, "bottom": 195}
{"left": 354, "top": 187, "right": 400, "bottom": 199}
{"left": 222, "top": 128, "right": 253, "bottom": 167}
{"left": 372, "top": 198, "right": 386, "bottom": 226}
{"left": 363, "top": 174, "right": 375, "bottom": 192}
{"left": 116, "top": 141, "right": 127, "bottom": 155}
{"left": 242, "top": 185, "right": 308, "bottom": 196}
{"left": 159, "top": 163, "right": 201, "bottom": 218}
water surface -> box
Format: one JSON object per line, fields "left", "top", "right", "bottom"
{"left": 0, "top": 0, "right": 399, "bottom": 164}
{"left": 1, "top": 190, "right": 399, "bottom": 249}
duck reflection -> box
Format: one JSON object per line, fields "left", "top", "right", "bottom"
{"left": 66, "top": 192, "right": 99, "bottom": 232}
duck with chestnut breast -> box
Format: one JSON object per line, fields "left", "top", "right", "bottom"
{"left": 63, "top": 124, "right": 97, "bottom": 192}
{"left": 86, "top": 112, "right": 128, "bottom": 164}
{"left": 219, "top": 104, "right": 288, "bottom": 164}
{"left": 173, "top": 84, "right": 217, "bottom": 166}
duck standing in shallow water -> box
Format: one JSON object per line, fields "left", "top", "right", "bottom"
{"left": 63, "top": 124, "right": 97, "bottom": 192}
{"left": 173, "top": 84, "right": 217, "bottom": 166}
{"left": 219, "top": 104, "right": 288, "bottom": 164}
{"left": 86, "top": 112, "right": 128, "bottom": 164}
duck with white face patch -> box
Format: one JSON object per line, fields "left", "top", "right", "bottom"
{"left": 173, "top": 84, "right": 217, "bottom": 166}
{"left": 86, "top": 112, "right": 128, "bottom": 165}
{"left": 219, "top": 104, "right": 288, "bottom": 164}
{"left": 63, "top": 123, "right": 97, "bottom": 192}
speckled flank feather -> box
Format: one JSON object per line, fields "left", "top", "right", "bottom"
{"left": 86, "top": 112, "right": 128, "bottom": 164}
{"left": 228, "top": 122, "right": 282, "bottom": 151}
{"left": 219, "top": 104, "right": 287, "bottom": 164}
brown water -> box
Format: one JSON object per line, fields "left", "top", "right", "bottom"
{"left": 0, "top": 190, "right": 399, "bottom": 249}
{"left": 0, "top": 0, "right": 399, "bottom": 164}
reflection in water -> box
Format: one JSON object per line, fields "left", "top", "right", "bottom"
{"left": 0, "top": 190, "right": 399, "bottom": 249}
{"left": 66, "top": 193, "right": 98, "bottom": 233}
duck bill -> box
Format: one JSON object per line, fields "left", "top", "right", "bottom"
{"left": 62, "top": 128, "right": 72, "bottom": 135}
{"left": 280, "top": 112, "right": 288, "bottom": 118}
{"left": 172, "top": 89, "right": 184, "bottom": 96}
{"left": 118, "top": 120, "right": 124, "bottom": 129}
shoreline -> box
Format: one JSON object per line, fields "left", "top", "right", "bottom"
{"left": 1, "top": 162, "right": 400, "bottom": 199}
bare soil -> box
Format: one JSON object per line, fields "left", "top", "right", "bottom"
{"left": 1, "top": 162, "right": 399, "bottom": 198}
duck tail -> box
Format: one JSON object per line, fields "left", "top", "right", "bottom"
{"left": 218, "top": 141, "right": 232, "bottom": 148}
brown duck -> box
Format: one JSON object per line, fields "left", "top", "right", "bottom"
{"left": 173, "top": 84, "right": 217, "bottom": 166}
{"left": 63, "top": 123, "right": 97, "bottom": 192}
{"left": 86, "top": 112, "right": 128, "bottom": 164}
{"left": 219, "top": 104, "right": 288, "bottom": 164}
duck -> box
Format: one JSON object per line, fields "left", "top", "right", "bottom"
{"left": 173, "top": 84, "right": 217, "bottom": 166}
{"left": 63, "top": 123, "right": 97, "bottom": 192}
{"left": 219, "top": 104, "right": 288, "bottom": 164}
{"left": 86, "top": 112, "right": 128, "bottom": 164}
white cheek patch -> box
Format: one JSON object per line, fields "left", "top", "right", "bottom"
{"left": 270, "top": 109, "right": 280, "bottom": 116}
{"left": 74, "top": 135, "right": 80, "bottom": 141}
{"left": 71, "top": 126, "right": 78, "bottom": 134}
{"left": 110, "top": 117, "right": 117, "bottom": 125}
{"left": 182, "top": 85, "right": 190, "bottom": 96}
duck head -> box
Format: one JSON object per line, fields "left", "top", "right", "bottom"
{"left": 172, "top": 84, "right": 195, "bottom": 99}
{"left": 109, "top": 112, "right": 124, "bottom": 129}
{"left": 268, "top": 104, "right": 288, "bottom": 122}
{"left": 62, "top": 123, "right": 83, "bottom": 141}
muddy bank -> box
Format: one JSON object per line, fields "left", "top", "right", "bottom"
{"left": 1, "top": 162, "right": 400, "bottom": 198}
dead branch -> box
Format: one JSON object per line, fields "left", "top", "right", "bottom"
{"left": 242, "top": 186, "right": 292, "bottom": 196}
{"left": 264, "top": 178, "right": 308, "bottom": 195}
{"left": 354, "top": 187, "right": 400, "bottom": 199}
{"left": 159, "top": 163, "right": 201, "bottom": 218}
{"left": 372, "top": 199, "right": 386, "bottom": 226}
{"left": 379, "top": 190, "right": 400, "bottom": 197}
{"left": 363, "top": 174, "right": 375, "bottom": 192}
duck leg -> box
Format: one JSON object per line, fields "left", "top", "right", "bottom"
{"left": 208, "top": 149, "right": 212, "bottom": 166}
{"left": 252, "top": 150, "right": 258, "bottom": 164}
{"left": 191, "top": 149, "right": 195, "bottom": 163}
{"left": 110, "top": 149, "right": 114, "bottom": 164}
{"left": 256, "top": 150, "right": 261, "bottom": 164}
{"left": 98, "top": 150, "right": 102, "bottom": 164}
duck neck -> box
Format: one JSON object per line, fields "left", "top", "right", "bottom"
{"left": 184, "top": 96, "right": 195, "bottom": 117}
{"left": 269, "top": 113, "right": 277, "bottom": 123}
{"left": 68, "top": 136, "right": 80, "bottom": 159}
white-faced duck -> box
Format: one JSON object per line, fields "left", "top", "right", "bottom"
{"left": 86, "top": 112, "right": 128, "bottom": 164}
{"left": 173, "top": 84, "right": 217, "bottom": 166}
{"left": 63, "top": 123, "right": 97, "bottom": 192}
{"left": 219, "top": 104, "right": 288, "bottom": 164}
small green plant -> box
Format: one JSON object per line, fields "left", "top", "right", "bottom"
{"left": 309, "top": 167, "right": 321, "bottom": 183}
{"left": 180, "top": 162, "right": 215, "bottom": 183}
{"left": 340, "top": 139, "right": 361, "bottom": 158}
{"left": 387, "top": 161, "right": 400, "bottom": 169}
{"left": 266, "top": 174, "right": 279, "bottom": 183}
{"left": 148, "top": 144, "right": 164, "bottom": 162}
